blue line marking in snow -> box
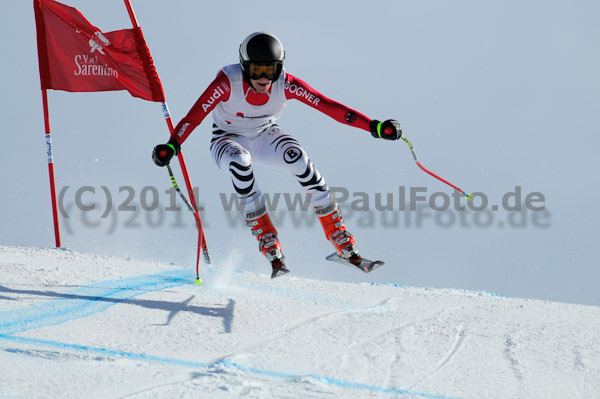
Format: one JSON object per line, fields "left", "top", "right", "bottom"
{"left": 0, "top": 333, "right": 207, "bottom": 368}
{"left": 0, "top": 268, "right": 463, "bottom": 399}
{"left": 224, "top": 360, "right": 462, "bottom": 399}
{"left": 0, "top": 269, "right": 191, "bottom": 334}
{"left": 0, "top": 334, "right": 462, "bottom": 399}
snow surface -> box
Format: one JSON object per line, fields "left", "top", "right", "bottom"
{"left": 1, "top": 246, "right": 599, "bottom": 399}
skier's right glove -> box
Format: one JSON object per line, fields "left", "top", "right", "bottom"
{"left": 152, "top": 139, "right": 180, "bottom": 167}
{"left": 369, "top": 119, "right": 402, "bottom": 140}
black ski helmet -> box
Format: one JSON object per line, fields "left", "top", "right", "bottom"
{"left": 239, "top": 32, "right": 285, "bottom": 82}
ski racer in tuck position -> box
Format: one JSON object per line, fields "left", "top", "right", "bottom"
{"left": 153, "top": 32, "right": 401, "bottom": 278}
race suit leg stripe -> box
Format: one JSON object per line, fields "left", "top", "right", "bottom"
{"left": 210, "top": 129, "right": 263, "bottom": 212}
{"left": 254, "top": 126, "right": 331, "bottom": 209}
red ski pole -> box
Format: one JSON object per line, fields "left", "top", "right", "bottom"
{"left": 401, "top": 135, "right": 473, "bottom": 200}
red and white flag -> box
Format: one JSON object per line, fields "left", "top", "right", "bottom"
{"left": 33, "top": 0, "right": 165, "bottom": 102}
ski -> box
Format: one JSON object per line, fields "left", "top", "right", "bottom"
{"left": 325, "top": 253, "right": 385, "bottom": 273}
{"left": 270, "top": 258, "right": 290, "bottom": 279}
{"left": 271, "top": 266, "right": 290, "bottom": 279}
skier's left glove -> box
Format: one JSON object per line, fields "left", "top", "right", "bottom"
{"left": 152, "top": 139, "right": 180, "bottom": 167}
{"left": 369, "top": 119, "right": 402, "bottom": 140}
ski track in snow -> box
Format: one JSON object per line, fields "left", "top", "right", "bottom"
{"left": 1, "top": 246, "right": 600, "bottom": 398}
{"left": 0, "top": 248, "right": 462, "bottom": 399}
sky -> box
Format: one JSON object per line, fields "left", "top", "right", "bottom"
{"left": 1, "top": 0, "right": 599, "bottom": 305}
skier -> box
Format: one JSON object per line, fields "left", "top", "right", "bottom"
{"left": 152, "top": 32, "right": 402, "bottom": 278}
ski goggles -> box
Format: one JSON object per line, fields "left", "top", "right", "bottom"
{"left": 248, "top": 62, "right": 280, "bottom": 80}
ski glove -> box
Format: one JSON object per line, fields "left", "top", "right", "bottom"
{"left": 369, "top": 119, "right": 402, "bottom": 140}
{"left": 152, "top": 139, "right": 180, "bottom": 167}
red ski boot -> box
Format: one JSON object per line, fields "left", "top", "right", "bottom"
{"left": 245, "top": 206, "right": 289, "bottom": 278}
{"left": 316, "top": 202, "right": 362, "bottom": 266}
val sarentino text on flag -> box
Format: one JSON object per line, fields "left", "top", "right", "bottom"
{"left": 34, "top": 0, "right": 164, "bottom": 102}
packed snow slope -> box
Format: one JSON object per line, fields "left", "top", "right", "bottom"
{"left": 1, "top": 246, "right": 599, "bottom": 399}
